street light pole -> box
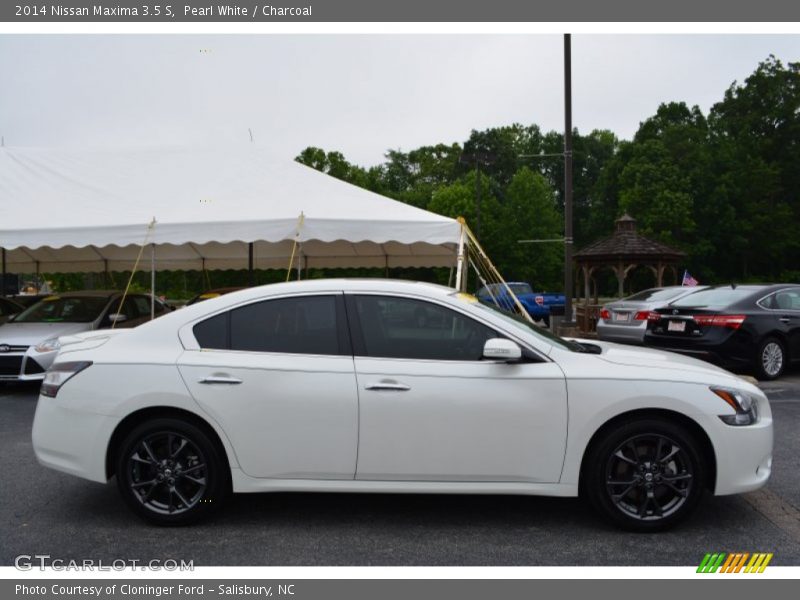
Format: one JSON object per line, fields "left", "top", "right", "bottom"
{"left": 563, "top": 33, "right": 575, "bottom": 325}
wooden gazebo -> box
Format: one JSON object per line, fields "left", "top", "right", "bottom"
{"left": 573, "top": 214, "right": 685, "bottom": 331}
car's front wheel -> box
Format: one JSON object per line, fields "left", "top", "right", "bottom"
{"left": 583, "top": 418, "right": 706, "bottom": 531}
{"left": 115, "top": 418, "right": 229, "bottom": 525}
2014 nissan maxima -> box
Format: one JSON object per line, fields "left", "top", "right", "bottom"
{"left": 31, "top": 279, "right": 773, "bottom": 531}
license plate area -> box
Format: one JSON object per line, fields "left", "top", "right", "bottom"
{"left": 613, "top": 312, "right": 630, "bottom": 322}
{"left": 667, "top": 320, "right": 686, "bottom": 332}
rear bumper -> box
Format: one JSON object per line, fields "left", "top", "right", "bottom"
{"left": 32, "top": 394, "right": 115, "bottom": 483}
{"left": 596, "top": 321, "right": 647, "bottom": 344}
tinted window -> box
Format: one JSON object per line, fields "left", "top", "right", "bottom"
{"left": 764, "top": 290, "right": 800, "bottom": 310}
{"left": 351, "top": 295, "right": 497, "bottom": 361}
{"left": 14, "top": 296, "right": 109, "bottom": 323}
{"left": 671, "top": 287, "right": 756, "bottom": 309}
{"left": 132, "top": 296, "right": 151, "bottom": 316}
{"left": 193, "top": 312, "right": 228, "bottom": 349}
{"left": 193, "top": 295, "right": 345, "bottom": 356}
{"left": 624, "top": 288, "right": 688, "bottom": 302}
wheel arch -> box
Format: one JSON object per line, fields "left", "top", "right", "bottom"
{"left": 105, "top": 406, "right": 233, "bottom": 480}
{"left": 577, "top": 408, "right": 717, "bottom": 494}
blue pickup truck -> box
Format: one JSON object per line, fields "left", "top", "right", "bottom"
{"left": 476, "top": 282, "right": 566, "bottom": 326}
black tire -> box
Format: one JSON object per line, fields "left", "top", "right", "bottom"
{"left": 115, "top": 417, "right": 230, "bottom": 525}
{"left": 755, "top": 336, "right": 786, "bottom": 381}
{"left": 583, "top": 418, "right": 706, "bottom": 532}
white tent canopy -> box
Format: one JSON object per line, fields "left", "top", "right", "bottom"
{"left": 0, "top": 146, "right": 461, "bottom": 274}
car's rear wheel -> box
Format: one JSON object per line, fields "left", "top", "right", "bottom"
{"left": 755, "top": 337, "right": 785, "bottom": 381}
{"left": 584, "top": 418, "right": 705, "bottom": 531}
{"left": 115, "top": 418, "right": 229, "bottom": 525}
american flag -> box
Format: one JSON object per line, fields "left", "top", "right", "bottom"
{"left": 682, "top": 270, "right": 699, "bottom": 287}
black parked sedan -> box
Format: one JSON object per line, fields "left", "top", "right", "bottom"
{"left": 643, "top": 284, "right": 800, "bottom": 380}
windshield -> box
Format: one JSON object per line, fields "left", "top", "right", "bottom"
{"left": 473, "top": 301, "right": 579, "bottom": 351}
{"left": 624, "top": 288, "right": 690, "bottom": 302}
{"left": 670, "top": 287, "right": 755, "bottom": 309}
{"left": 13, "top": 296, "right": 110, "bottom": 323}
{"left": 507, "top": 283, "right": 533, "bottom": 295}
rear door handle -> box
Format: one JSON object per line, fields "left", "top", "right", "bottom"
{"left": 779, "top": 317, "right": 792, "bottom": 324}
{"left": 365, "top": 381, "right": 411, "bottom": 392}
{"left": 198, "top": 376, "right": 243, "bottom": 385}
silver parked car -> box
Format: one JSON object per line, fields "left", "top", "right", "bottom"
{"left": 596, "top": 286, "right": 707, "bottom": 345}
{"left": 0, "top": 291, "right": 171, "bottom": 382}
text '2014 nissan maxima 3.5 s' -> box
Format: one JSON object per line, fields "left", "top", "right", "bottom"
{"left": 32, "top": 280, "right": 773, "bottom": 531}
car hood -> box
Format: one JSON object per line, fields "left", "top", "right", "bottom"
{"left": 567, "top": 338, "right": 755, "bottom": 387}
{"left": 0, "top": 322, "right": 91, "bottom": 346}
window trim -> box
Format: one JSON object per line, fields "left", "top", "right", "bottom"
{"left": 756, "top": 287, "right": 800, "bottom": 313}
{"left": 343, "top": 292, "right": 547, "bottom": 364}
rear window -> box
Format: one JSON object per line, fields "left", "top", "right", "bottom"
{"left": 671, "top": 288, "right": 756, "bottom": 308}
{"left": 625, "top": 288, "right": 688, "bottom": 302}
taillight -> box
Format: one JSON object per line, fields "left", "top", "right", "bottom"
{"left": 693, "top": 314, "right": 746, "bottom": 329}
{"left": 647, "top": 312, "right": 662, "bottom": 322}
{"left": 600, "top": 309, "right": 610, "bottom": 320}
{"left": 634, "top": 311, "right": 651, "bottom": 321}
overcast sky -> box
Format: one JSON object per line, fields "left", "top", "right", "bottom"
{"left": 1, "top": 34, "right": 798, "bottom": 165}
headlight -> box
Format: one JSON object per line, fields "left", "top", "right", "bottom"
{"left": 711, "top": 387, "right": 759, "bottom": 426}
{"left": 41, "top": 361, "right": 92, "bottom": 398}
{"left": 34, "top": 337, "right": 61, "bottom": 353}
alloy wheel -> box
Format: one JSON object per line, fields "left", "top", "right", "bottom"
{"left": 126, "top": 431, "right": 208, "bottom": 515}
{"left": 761, "top": 342, "right": 784, "bottom": 378}
{"left": 604, "top": 433, "right": 693, "bottom": 521}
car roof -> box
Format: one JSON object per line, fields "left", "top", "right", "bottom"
{"left": 40, "top": 290, "right": 121, "bottom": 298}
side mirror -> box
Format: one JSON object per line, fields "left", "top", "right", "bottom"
{"left": 7, "top": 313, "right": 17, "bottom": 322}
{"left": 107, "top": 313, "right": 128, "bottom": 323}
{"left": 483, "top": 338, "right": 522, "bottom": 362}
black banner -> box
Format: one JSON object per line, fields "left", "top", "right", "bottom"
{"left": 3, "top": 0, "right": 800, "bottom": 22}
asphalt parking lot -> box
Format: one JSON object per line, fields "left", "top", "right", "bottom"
{"left": 2, "top": 373, "right": 800, "bottom": 567}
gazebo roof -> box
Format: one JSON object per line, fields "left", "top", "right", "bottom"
{"left": 574, "top": 214, "right": 685, "bottom": 262}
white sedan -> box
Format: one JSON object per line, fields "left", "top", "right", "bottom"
{"left": 31, "top": 279, "right": 773, "bottom": 530}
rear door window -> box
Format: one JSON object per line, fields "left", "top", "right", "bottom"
{"left": 193, "top": 295, "right": 350, "bottom": 356}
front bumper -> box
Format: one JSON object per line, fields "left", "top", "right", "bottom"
{"left": 704, "top": 399, "right": 773, "bottom": 495}
{"left": 32, "top": 394, "right": 117, "bottom": 483}
{"left": 0, "top": 350, "right": 51, "bottom": 381}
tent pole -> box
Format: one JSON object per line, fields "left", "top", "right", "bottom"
{"left": 150, "top": 243, "right": 155, "bottom": 320}
{"left": 455, "top": 218, "right": 467, "bottom": 292}
{"left": 1, "top": 247, "right": 6, "bottom": 297}
{"left": 248, "top": 242, "right": 254, "bottom": 287}
{"left": 296, "top": 247, "right": 302, "bottom": 281}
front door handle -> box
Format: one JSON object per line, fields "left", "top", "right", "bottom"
{"left": 365, "top": 381, "right": 411, "bottom": 392}
{"left": 779, "top": 317, "right": 792, "bottom": 324}
{"left": 198, "top": 376, "right": 243, "bottom": 385}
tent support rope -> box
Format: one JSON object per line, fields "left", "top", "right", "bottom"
{"left": 112, "top": 218, "right": 156, "bottom": 330}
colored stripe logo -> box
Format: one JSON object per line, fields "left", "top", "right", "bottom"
{"left": 697, "top": 552, "right": 773, "bottom": 573}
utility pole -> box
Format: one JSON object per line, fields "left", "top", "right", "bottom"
{"left": 458, "top": 151, "right": 495, "bottom": 243}
{"left": 563, "top": 33, "right": 575, "bottom": 326}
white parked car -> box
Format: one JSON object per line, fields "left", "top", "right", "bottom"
{"left": 32, "top": 279, "right": 773, "bottom": 530}
{"left": 0, "top": 291, "right": 171, "bottom": 381}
